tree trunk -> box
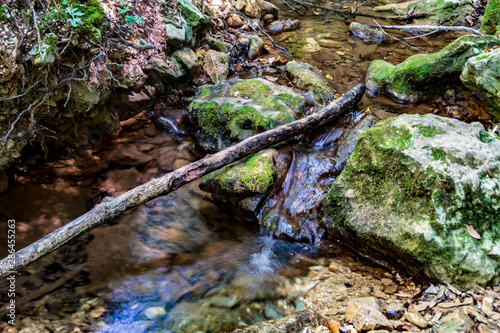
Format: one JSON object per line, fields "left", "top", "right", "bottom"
{"left": 0, "top": 84, "right": 365, "bottom": 278}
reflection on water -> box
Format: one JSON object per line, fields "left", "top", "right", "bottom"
{"left": 96, "top": 232, "right": 315, "bottom": 333}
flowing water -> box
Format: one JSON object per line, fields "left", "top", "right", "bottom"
{"left": 0, "top": 0, "right": 494, "bottom": 332}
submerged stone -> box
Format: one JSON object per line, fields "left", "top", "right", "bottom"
{"left": 188, "top": 78, "right": 306, "bottom": 152}
{"left": 365, "top": 35, "right": 500, "bottom": 103}
{"left": 460, "top": 48, "right": 500, "bottom": 120}
{"left": 324, "top": 114, "right": 500, "bottom": 289}
{"left": 349, "top": 22, "right": 386, "bottom": 43}
{"left": 286, "top": 61, "right": 336, "bottom": 104}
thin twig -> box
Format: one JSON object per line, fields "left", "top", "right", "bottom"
{"left": 371, "top": 24, "right": 483, "bottom": 35}
{"left": 373, "top": 20, "right": 421, "bottom": 51}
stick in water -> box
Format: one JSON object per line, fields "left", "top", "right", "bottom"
{"left": 0, "top": 84, "right": 365, "bottom": 278}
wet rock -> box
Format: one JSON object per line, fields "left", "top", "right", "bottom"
{"left": 283, "top": 19, "right": 300, "bottom": 31}
{"left": 480, "top": 0, "right": 500, "bottom": 34}
{"left": 346, "top": 302, "right": 392, "bottom": 332}
{"left": 248, "top": 35, "right": 264, "bottom": 60}
{"left": 203, "top": 49, "right": 230, "bottom": 84}
{"left": 206, "top": 36, "right": 233, "bottom": 53}
{"left": 244, "top": 0, "right": 279, "bottom": 19}
{"left": 460, "top": 48, "right": 500, "bottom": 119}
{"left": 404, "top": 311, "right": 428, "bottom": 328}
{"left": 187, "top": 78, "right": 306, "bottom": 152}
{"left": 366, "top": 35, "right": 500, "bottom": 103}
{"left": 231, "top": 310, "right": 329, "bottom": 332}
{"left": 349, "top": 23, "right": 386, "bottom": 43}
{"left": 200, "top": 149, "right": 290, "bottom": 219}
{"left": 143, "top": 307, "right": 167, "bottom": 320}
{"left": 0, "top": 169, "right": 8, "bottom": 193}
{"left": 268, "top": 20, "right": 284, "bottom": 34}
{"left": 324, "top": 114, "right": 500, "bottom": 289}
{"left": 286, "top": 60, "right": 335, "bottom": 103}
{"left": 263, "top": 13, "right": 274, "bottom": 21}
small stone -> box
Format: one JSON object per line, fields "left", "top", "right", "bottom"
{"left": 347, "top": 297, "right": 382, "bottom": 312}
{"left": 478, "top": 323, "right": 497, "bottom": 333}
{"left": 380, "top": 278, "right": 392, "bottom": 286}
{"left": 263, "top": 14, "right": 274, "bottom": 21}
{"left": 143, "top": 306, "right": 166, "bottom": 320}
{"left": 404, "top": 311, "right": 428, "bottom": 329}
{"left": 227, "top": 14, "right": 244, "bottom": 27}
{"left": 203, "top": 49, "right": 230, "bottom": 84}
{"left": 372, "top": 291, "right": 389, "bottom": 300}
{"left": 346, "top": 302, "right": 392, "bottom": 332}
{"left": 248, "top": 35, "right": 264, "bottom": 60}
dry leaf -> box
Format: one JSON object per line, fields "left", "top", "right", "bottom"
{"left": 196, "top": 49, "right": 205, "bottom": 58}
{"left": 466, "top": 224, "right": 481, "bottom": 240}
{"left": 325, "top": 74, "right": 333, "bottom": 80}
{"left": 297, "top": 170, "right": 302, "bottom": 180}
{"left": 327, "top": 320, "right": 341, "bottom": 333}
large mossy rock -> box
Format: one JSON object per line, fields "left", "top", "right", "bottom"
{"left": 366, "top": 35, "right": 500, "bottom": 103}
{"left": 409, "top": 0, "right": 473, "bottom": 26}
{"left": 461, "top": 48, "right": 500, "bottom": 120}
{"left": 480, "top": 0, "right": 500, "bottom": 35}
{"left": 324, "top": 114, "right": 500, "bottom": 289}
{"left": 200, "top": 149, "right": 290, "bottom": 219}
{"left": 188, "top": 78, "right": 306, "bottom": 152}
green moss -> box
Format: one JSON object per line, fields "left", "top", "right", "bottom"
{"left": 480, "top": 0, "right": 500, "bottom": 35}
{"left": 82, "top": 0, "right": 105, "bottom": 29}
{"left": 413, "top": 124, "right": 447, "bottom": 138}
{"left": 200, "top": 87, "right": 211, "bottom": 99}
{"left": 367, "top": 35, "right": 500, "bottom": 102}
{"left": 277, "top": 93, "right": 304, "bottom": 110}
{"left": 216, "top": 152, "right": 275, "bottom": 194}
{"left": 479, "top": 129, "right": 500, "bottom": 143}
{"left": 230, "top": 79, "right": 270, "bottom": 99}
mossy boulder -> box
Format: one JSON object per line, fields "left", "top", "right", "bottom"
{"left": 461, "top": 48, "right": 500, "bottom": 120}
{"left": 286, "top": 61, "right": 336, "bottom": 104}
{"left": 200, "top": 149, "right": 290, "bottom": 219}
{"left": 188, "top": 78, "right": 306, "bottom": 152}
{"left": 366, "top": 35, "right": 500, "bottom": 103}
{"left": 480, "top": 0, "right": 500, "bottom": 35}
{"left": 324, "top": 114, "right": 500, "bottom": 289}
{"left": 409, "top": 0, "right": 473, "bottom": 26}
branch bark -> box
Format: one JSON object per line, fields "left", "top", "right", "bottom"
{"left": 0, "top": 84, "right": 365, "bottom": 278}
{"left": 372, "top": 24, "right": 483, "bottom": 36}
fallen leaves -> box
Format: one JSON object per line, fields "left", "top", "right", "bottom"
{"left": 466, "top": 224, "right": 481, "bottom": 240}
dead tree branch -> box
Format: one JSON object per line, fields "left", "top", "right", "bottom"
{"left": 0, "top": 84, "right": 365, "bottom": 278}
{"left": 371, "top": 23, "right": 483, "bottom": 35}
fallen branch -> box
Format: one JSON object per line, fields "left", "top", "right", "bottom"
{"left": 0, "top": 84, "right": 365, "bottom": 278}
{"left": 370, "top": 23, "right": 483, "bottom": 36}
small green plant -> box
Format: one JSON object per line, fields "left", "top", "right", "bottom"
{"left": 62, "top": 0, "right": 85, "bottom": 27}
{"left": 119, "top": 8, "right": 144, "bottom": 25}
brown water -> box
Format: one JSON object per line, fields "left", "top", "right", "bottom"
{"left": 0, "top": 1, "right": 492, "bottom": 332}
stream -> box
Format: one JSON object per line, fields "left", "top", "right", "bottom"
{"left": 0, "top": 0, "right": 494, "bottom": 332}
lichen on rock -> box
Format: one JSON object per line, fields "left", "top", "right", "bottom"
{"left": 365, "top": 35, "right": 500, "bottom": 103}
{"left": 461, "top": 48, "right": 500, "bottom": 120}
{"left": 188, "top": 78, "right": 306, "bottom": 152}
{"left": 324, "top": 114, "right": 500, "bottom": 289}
